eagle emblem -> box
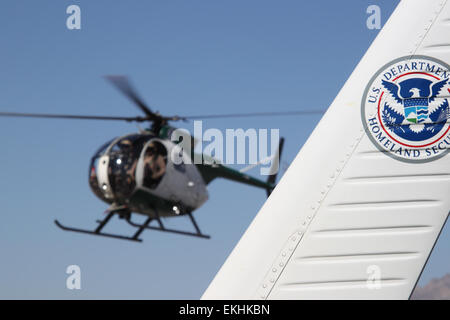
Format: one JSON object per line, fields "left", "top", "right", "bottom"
{"left": 362, "top": 55, "right": 450, "bottom": 162}
{"left": 381, "top": 77, "right": 449, "bottom": 141}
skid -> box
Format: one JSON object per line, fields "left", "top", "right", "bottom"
{"left": 55, "top": 206, "right": 210, "bottom": 242}
{"left": 54, "top": 219, "right": 142, "bottom": 242}
{"left": 125, "top": 212, "right": 210, "bottom": 239}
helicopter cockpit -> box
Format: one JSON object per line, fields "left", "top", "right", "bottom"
{"left": 89, "top": 134, "right": 155, "bottom": 203}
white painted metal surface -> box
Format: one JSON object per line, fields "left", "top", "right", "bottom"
{"left": 203, "top": 0, "right": 450, "bottom": 299}
{"left": 96, "top": 155, "right": 113, "bottom": 199}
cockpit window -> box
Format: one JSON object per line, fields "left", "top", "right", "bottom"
{"left": 89, "top": 134, "right": 153, "bottom": 204}
{"left": 143, "top": 141, "right": 168, "bottom": 189}
{"left": 108, "top": 134, "right": 151, "bottom": 200}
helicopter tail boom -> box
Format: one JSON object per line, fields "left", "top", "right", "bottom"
{"left": 196, "top": 137, "right": 285, "bottom": 197}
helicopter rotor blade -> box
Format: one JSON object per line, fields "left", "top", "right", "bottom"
{"left": 104, "top": 75, "right": 161, "bottom": 121}
{"left": 0, "top": 109, "right": 325, "bottom": 124}
{"left": 179, "top": 110, "right": 326, "bottom": 120}
{"left": 0, "top": 112, "right": 147, "bottom": 122}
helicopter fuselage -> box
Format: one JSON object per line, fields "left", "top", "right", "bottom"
{"left": 89, "top": 132, "right": 209, "bottom": 217}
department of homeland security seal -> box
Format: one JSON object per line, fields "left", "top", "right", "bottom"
{"left": 362, "top": 55, "right": 450, "bottom": 162}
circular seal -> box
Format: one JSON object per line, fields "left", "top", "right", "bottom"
{"left": 362, "top": 55, "right": 450, "bottom": 162}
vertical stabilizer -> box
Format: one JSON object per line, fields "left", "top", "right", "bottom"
{"left": 203, "top": 0, "right": 450, "bottom": 299}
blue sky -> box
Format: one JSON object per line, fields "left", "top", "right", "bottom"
{"left": 0, "top": 0, "right": 448, "bottom": 299}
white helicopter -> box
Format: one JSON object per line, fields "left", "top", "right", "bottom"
{"left": 0, "top": 76, "right": 299, "bottom": 242}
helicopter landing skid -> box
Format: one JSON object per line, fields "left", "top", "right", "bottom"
{"left": 54, "top": 211, "right": 144, "bottom": 242}
{"left": 54, "top": 208, "right": 210, "bottom": 242}
{"left": 125, "top": 211, "right": 210, "bottom": 239}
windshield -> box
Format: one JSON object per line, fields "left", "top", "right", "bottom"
{"left": 88, "top": 134, "right": 153, "bottom": 203}
{"left": 108, "top": 134, "right": 151, "bottom": 201}
{"left": 142, "top": 140, "right": 168, "bottom": 189}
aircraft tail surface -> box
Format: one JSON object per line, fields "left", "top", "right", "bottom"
{"left": 203, "top": 0, "right": 450, "bottom": 299}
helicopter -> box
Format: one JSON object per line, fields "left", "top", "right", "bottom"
{"left": 0, "top": 76, "right": 321, "bottom": 242}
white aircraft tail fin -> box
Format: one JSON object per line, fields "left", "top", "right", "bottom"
{"left": 203, "top": 0, "right": 450, "bottom": 300}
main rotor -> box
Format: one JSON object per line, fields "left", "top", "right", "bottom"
{"left": 103, "top": 76, "right": 184, "bottom": 132}
{"left": 0, "top": 75, "right": 325, "bottom": 132}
